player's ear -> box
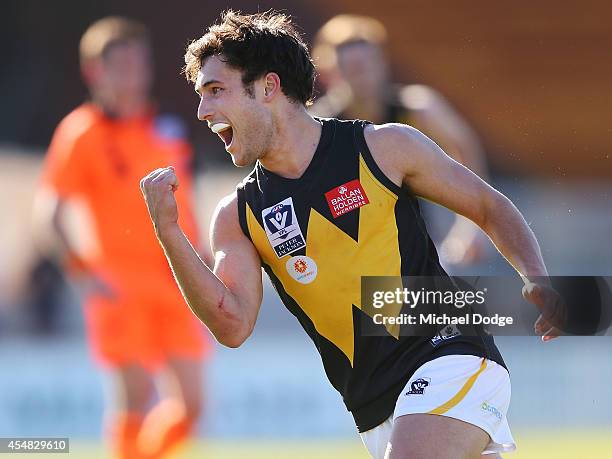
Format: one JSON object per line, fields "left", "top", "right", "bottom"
{"left": 262, "top": 72, "right": 281, "bottom": 101}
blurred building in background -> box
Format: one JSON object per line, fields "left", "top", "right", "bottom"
{"left": 1, "top": 0, "right": 611, "bottom": 457}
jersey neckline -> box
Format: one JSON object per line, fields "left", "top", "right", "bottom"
{"left": 255, "top": 117, "right": 334, "bottom": 186}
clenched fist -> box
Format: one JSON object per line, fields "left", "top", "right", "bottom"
{"left": 522, "top": 281, "right": 566, "bottom": 342}
{"left": 140, "top": 166, "right": 180, "bottom": 237}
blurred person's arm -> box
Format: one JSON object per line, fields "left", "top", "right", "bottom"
{"left": 365, "top": 123, "right": 561, "bottom": 340}
{"left": 401, "top": 85, "right": 491, "bottom": 265}
{"left": 400, "top": 85, "right": 488, "bottom": 177}
{"left": 32, "top": 188, "right": 85, "bottom": 271}
{"left": 32, "top": 119, "right": 114, "bottom": 297}
{"left": 141, "top": 168, "right": 263, "bottom": 348}
{"left": 32, "top": 188, "right": 116, "bottom": 299}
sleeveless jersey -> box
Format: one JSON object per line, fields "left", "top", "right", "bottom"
{"left": 236, "top": 118, "right": 506, "bottom": 432}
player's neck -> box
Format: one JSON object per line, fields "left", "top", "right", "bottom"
{"left": 259, "top": 107, "right": 322, "bottom": 179}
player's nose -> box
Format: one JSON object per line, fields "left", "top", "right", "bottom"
{"left": 197, "top": 97, "right": 214, "bottom": 122}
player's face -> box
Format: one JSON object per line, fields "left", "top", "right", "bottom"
{"left": 100, "top": 40, "right": 153, "bottom": 100}
{"left": 336, "top": 42, "right": 388, "bottom": 99}
{"left": 195, "top": 55, "right": 273, "bottom": 167}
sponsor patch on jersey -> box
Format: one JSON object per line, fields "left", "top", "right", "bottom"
{"left": 431, "top": 324, "right": 462, "bottom": 346}
{"left": 405, "top": 377, "right": 431, "bottom": 395}
{"left": 324, "top": 179, "right": 369, "bottom": 218}
{"left": 286, "top": 256, "right": 318, "bottom": 284}
{"left": 261, "top": 197, "right": 306, "bottom": 258}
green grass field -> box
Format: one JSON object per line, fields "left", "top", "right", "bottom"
{"left": 15, "top": 430, "right": 612, "bottom": 459}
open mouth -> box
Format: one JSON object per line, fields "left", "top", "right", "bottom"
{"left": 211, "top": 122, "right": 234, "bottom": 147}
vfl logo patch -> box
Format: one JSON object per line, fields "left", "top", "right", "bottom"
{"left": 262, "top": 197, "right": 306, "bottom": 258}
{"left": 324, "top": 179, "right": 369, "bottom": 218}
{"left": 286, "top": 256, "right": 318, "bottom": 284}
{"left": 405, "top": 377, "right": 431, "bottom": 395}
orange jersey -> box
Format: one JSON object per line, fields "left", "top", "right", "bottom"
{"left": 40, "top": 103, "right": 199, "bottom": 278}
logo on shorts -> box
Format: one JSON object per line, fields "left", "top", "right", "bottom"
{"left": 324, "top": 179, "right": 369, "bottom": 218}
{"left": 261, "top": 197, "right": 306, "bottom": 258}
{"left": 405, "top": 377, "right": 431, "bottom": 395}
{"left": 481, "top": 402, "right": 503, "bottom": 421}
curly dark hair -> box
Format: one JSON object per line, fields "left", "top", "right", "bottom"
{"left": 184, "top": 10, "right": 315, "bottom": 105}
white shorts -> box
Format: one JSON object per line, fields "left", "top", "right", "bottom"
{"left": 360, "top": 355, "right": 516, "bottom": 458}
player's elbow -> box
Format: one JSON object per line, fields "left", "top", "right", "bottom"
{"left": 214, "top": 325, "right": 251, "bottom": 348}
{"left": 478, "top": 190, "right": 515, "bottom": 233}
{"left": 218, "top": 336, "right": 246, "bottom": 349}
{"left": 212, "top": 296, "right": 254, "bottom": 348}
{"left": 214, "top": 303, "right": 253, "bottom": 348}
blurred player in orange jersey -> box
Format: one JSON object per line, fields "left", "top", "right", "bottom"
{"left": 311, "top": 15, "right": 491, "bottom": 269}
{"left": 34, "top": 17, "right": 210, "bottom": 459}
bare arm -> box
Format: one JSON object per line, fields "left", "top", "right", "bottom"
{"left": 31, "top": 188, "right": 117, "bottom": 297}
{"left": 365, "top": 123, "right": 546, "bottom": 278}
{"left": 365, "top": 124, "right": 562, "bottom": 340}
{"left": 401, "top": 85, "right": 491, "bottom": 265}
{"left": 140, "top": 167, "right": 262, "bottom": 348}
{"left": 32, "top": 188, "right": 76, "bottom": 262}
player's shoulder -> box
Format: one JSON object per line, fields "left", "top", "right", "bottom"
{"left": 218, "top": 191, "right": 237, "bottom": 207}
{"left": 210, "top": 191, "right": 246, "bottom": 243}
{"left": 364, "top": 122, "right": 424, "bottom": 152}
{"left": 46, "top": 104, "right": 103, "bottom": 164}
{"left": 53, "top": 103, "right": 103, "bottom": 144}
{"left": 212, "top": 192, "right": 238, "bottom": 224}
{"left": 363, "top": 122, "right": 431, "bottom": 184}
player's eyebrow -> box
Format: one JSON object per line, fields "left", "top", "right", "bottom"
{"left": 195, "top": 79, "right": 223, "bottom": 95}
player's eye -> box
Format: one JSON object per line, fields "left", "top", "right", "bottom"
{"left": 211, "top": 87, "right": 223, "bottom": 95}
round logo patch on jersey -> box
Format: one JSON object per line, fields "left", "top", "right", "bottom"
{"left": 286, "top": 256, "right": 318, "bottom": 284}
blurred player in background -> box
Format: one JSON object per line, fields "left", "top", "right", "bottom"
{"left": 34, "top": 17, "right": 209, "bottom": 459}
{"left": 311, "top": 15, "right": 490, "bottom": 268}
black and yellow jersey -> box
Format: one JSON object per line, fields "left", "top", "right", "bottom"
{"left": 236, "top": 118, "right": 505, "bottom": 432}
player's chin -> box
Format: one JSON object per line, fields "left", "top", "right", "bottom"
{"left": 229, "top": 149, "right": 250, "bottom": 167}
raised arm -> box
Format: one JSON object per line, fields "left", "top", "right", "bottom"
{"left": 140, "top": 167, "right": 262, "bottom": 347}
{"left": 365, "top": 124, "right": 562, "bottom": 340}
